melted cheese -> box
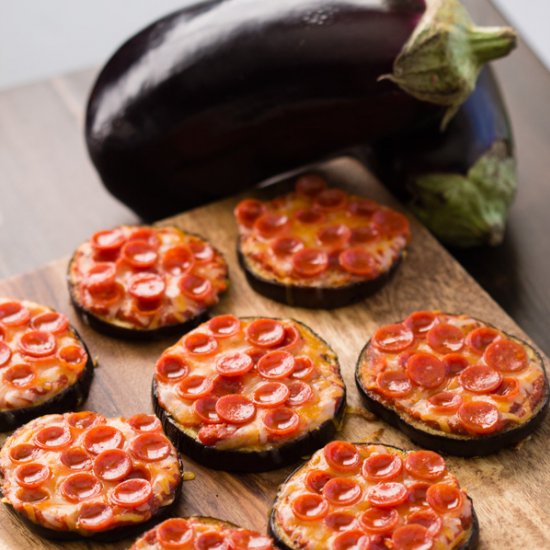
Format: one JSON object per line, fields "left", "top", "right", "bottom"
{"left": 156, "top": 318, "right": 345, "bottom": 451}
{"left": 69, "top": 226, "right": 228, "bottom": 330}
{"left": 0, "top": 299, "right": 88, "bottom": 412}
{"left": 274, "top": 444, "right": 472, "bottom": 550}
{"left": 0, "top": 413, "right": 181, "bottom": 535}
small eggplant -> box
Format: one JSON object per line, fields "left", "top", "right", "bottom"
{"left": 86, "top": 0, "right": 516, "bottom": 246}
{"left": 372, "top": 67, "right": 516, "bottom": 247}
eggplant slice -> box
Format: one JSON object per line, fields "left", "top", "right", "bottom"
{"left": 355, "top": 312, "right": 549, "bottom": 456}
{"left": 269, "top": 441, "right": 478, "bottom": 550}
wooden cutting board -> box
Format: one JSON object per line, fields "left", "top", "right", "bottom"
{"left": 0, "top": 158, "right": 548, "bottom": 549}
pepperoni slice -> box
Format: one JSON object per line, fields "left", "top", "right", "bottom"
{"left": 31, "top": 311, "right": 69, "bottom": 334}
{"left": 442, "top": 353, "right": 469, "bottom": 376}
{"left": 287, "top": 381, "right": 313, "bottom": 406}
{"left": 88, "top": 281, "right": 124, "bottom": 307}
{"left": 85, "top": 263, "right": 117, "bottom": 294}
{"left": 376, "top": 371, "right": 412, "bottom": 398}
{"left": 404, "top": 311, "right": 437, "bottom": 336}
{"left": 67, "top": 411, "right": 105, "bottom": 430}
{"left": 91, "top": 228, "right": 125, "bottom": 254}
{"left": 0, "top": 341, "right": 11, "bottom": 368}
{"left": 257, "top": 351, "right": 295, "bottom": 379}
{"left": 60, "top": 447, "right": 92, "bottom": 471}
{"left": 292, "top": 356, "right": 316, "bottom": 380}
{"left": 77, "top": 503, "right": 114, "bottom": 532}
{"left": 156, "top": 353, "right": 189, "bottom": 383}
{"left": 215, "top": 395, "right": 256, "bottom": 425}
{"left": 484, "top": 339, "right": 528, "bottom": 373}
{"left": 229, "top": 529, "right": 273, "bottom": 550}
{"left": 3, "top": 364, "right": 35, "bottom": 388}
{"left": 391, "top": 524, "right": 433, "bottom": 550}
{"left": 128, "top": 227, "right": 160, "bottom": 247}
{"left": 348, "top": 199, "right": 379, "bottom": 217}
{"left": 124, "top": 466, "right": 152, "bottom": 482}
{"left": 295, "top": 208, "right": 325, "bottom": 225}
{"left": 121, "top": 239, "right": 158, "bottom": 269}
{"left": 372, "top": 209, "right": 410, "bottom": 237}
{"left": 406, "top": 353, "right": 446, "bottom": 389}
{"left": 246, "top": 319, "right": 285, "bottom": 348}
{"left": 360, "top": 507, "right": 399, "bottom": 534}
{"left": 254, "top": 213, "right": 289, "bottom": 239}
{"left": 9, "top": 443, "right": 39, "bottom": 463}
{"left": 216, "top": 352, "right": 254, "bottom": 377}
{"left": 253, "top": 382, "right": 290, "bottom": 408}
{"left": 235, "top": 198, "right": 266, "bottom": 228}
{"left": 128, "top": 413, "right": 161, "bottom": 432}
{"left": 324, "top": 512, "right": 356, "bottom": 532}
{"left": 197, "top": 424, "right": 238, "bottom": 446}
{"left": 295, "top": 174, "right": 328, "bottom": 197}
{"left": 83, "top": 425, "right": 123, "bottom": 455}
{"left": 459, "top": 365, "right": 503, "bottom": 393}
{"left": 263, "top": 407, "right": 300, "bottom": 436}
{"left": 16, "top": 487, "right": 49, "bottom": 503}
{"left": 407, "top": 510, "right": 442, "bottom": 537}
{"left": 61, "top": 473, "right": 102, "bottom": 502}
{"left": 179, "top": 274, "right": 213, "bottom": 302}
{"left": 338, "top": 247, "right": 378, "bottom": 277}
{"left": 131, "top": 433, "right": 172, "bottom": 462}
{"left": 271, "top": 236, "right": 304, "bottom": 257}
{"left": 323, "top": 477, "right": 362, "bottom": 506}
{"left": 292, "top": 248, "right": 329, "bottom": 278}
{"left": 323, "top": 441, "right": 360, "bottom": 473}
{"left": 57, "top": 344, "right": 87, "bottom": 369}
{"left": 111, "top": 479, "right": 152, "bottom": 508}
{"left": 18, "top": 330, "right": 56, "bottom": 358}
{"left": 35, "top": 425, "right": 72, "bottom": 450}
{"left": 193, "top": 395, "right": 221, "bottom": 423}
{"left": 493, "top": 377, "right": 520, "bottom": 401}
{"left": 317, "top": 224, "right": 351, "bottom": 249}
{"left": 184, "top": 332, "right": 218, "bottom": 355}
{"left": 405, "top": 451, "right": 446, "bottom": 481}
{"left": 195, "top": 531, "right": 227, "bottom": 550}
{"left": 372, "top": 324, "right": 414, "bottom": 353}
{"left": 305, "top": 469, "right": 332, "bottom": 493}
{"left": 314, "top": 188, "right": 347, "bottom": 210}
{"left": 427, "top": 323, "right": 464, "bottom": 354}
{"left": 93, "top": 449, "right": 132, "bottom": 481}
{"left": 426, "top": 483, "right": 463, "bottom": 514}
{"left": 212, "top": 375, "right": 244, "bottom": 396}
{"left": 349, "top": 225, "right": 379, "bottom": 245}
{"left": 208, "top": 315, "right": 241, "bottom": 338}
{"left": 177, "top": 375, "right": 214, "bottom": 400}
{"left": 161, "top": 245, "right": 195, "bottom": 275}
{"left": 367, "top": 482, "right": 408, "bottom": 508}
{"left": 466, "top": 326, "right": 500, "bottom": 354}
{"left": 408, "top": 482, "right": 430, "bottom": 506}
{"left": 14, "top": 463, "right": 50, "bottom": 488}
{"left": 458, "top": 401, "right": 500, "bottom": 434}
{"left": 190, "top": 240, "right": 214, "bottom": 264}
{"left": 291, "top": 493, "right": 329, "bottom": 521}
{"left": 332, "top": 530, "right": 370, "bottom": 550}
{"left": 363, "top": 453, "right": 403, "bottom": 481}
{"left": 157, "top": 518, "right": 195, "bottom": 548}
{"left": 0, "top": 301, "right": 30, "bottom": 326}
{"left": 428, "top": 392, "right": 462, "bottom": 414}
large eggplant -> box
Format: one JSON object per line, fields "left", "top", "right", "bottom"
{"left": 86, "top": 0, "right": 516, "bottom": 246}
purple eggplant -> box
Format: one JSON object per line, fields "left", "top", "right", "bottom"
{"left": 86, "top": 0, "right": 516, "bottom": 245}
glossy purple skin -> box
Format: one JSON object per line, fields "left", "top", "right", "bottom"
{"left": 86, "top": 0, "right": 435, "bottom": 221}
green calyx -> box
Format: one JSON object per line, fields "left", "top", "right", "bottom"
{"left": 381, "top": 0, "right": 516, "bottom": 128}
{"left": 410, "top": 142, "right": 517, "bottom": 247}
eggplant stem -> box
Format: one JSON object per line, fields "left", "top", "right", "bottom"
{"left": 469, "top": 26, "right": 517, "bottom": 64}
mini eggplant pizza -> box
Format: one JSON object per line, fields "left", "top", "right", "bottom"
{"left": 235, "top": 174, "right": 410, "bottom": 309}
{"left": 152, "top": 315, "right": 346, "bottom": 472}
{"left": 0, "top": 412, "right": 182, "bottom": 540}
{"left": 68, "top": 225, "right": 228, "bottom": 338}
{"left": 131, "top": 516, "right": 275, "bottom": 549}
{"left": 269, "top": 441, "right": 478, "bottom": 550}
{"left": 0, "top": 298, "right": 93, "bottom": 431}
{"left": 355, "top": 311, "right": 549, "bottom": 456}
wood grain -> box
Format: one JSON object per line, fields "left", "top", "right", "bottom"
{"left": 0, "top": 158, "right": 548, "bottom": 549}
